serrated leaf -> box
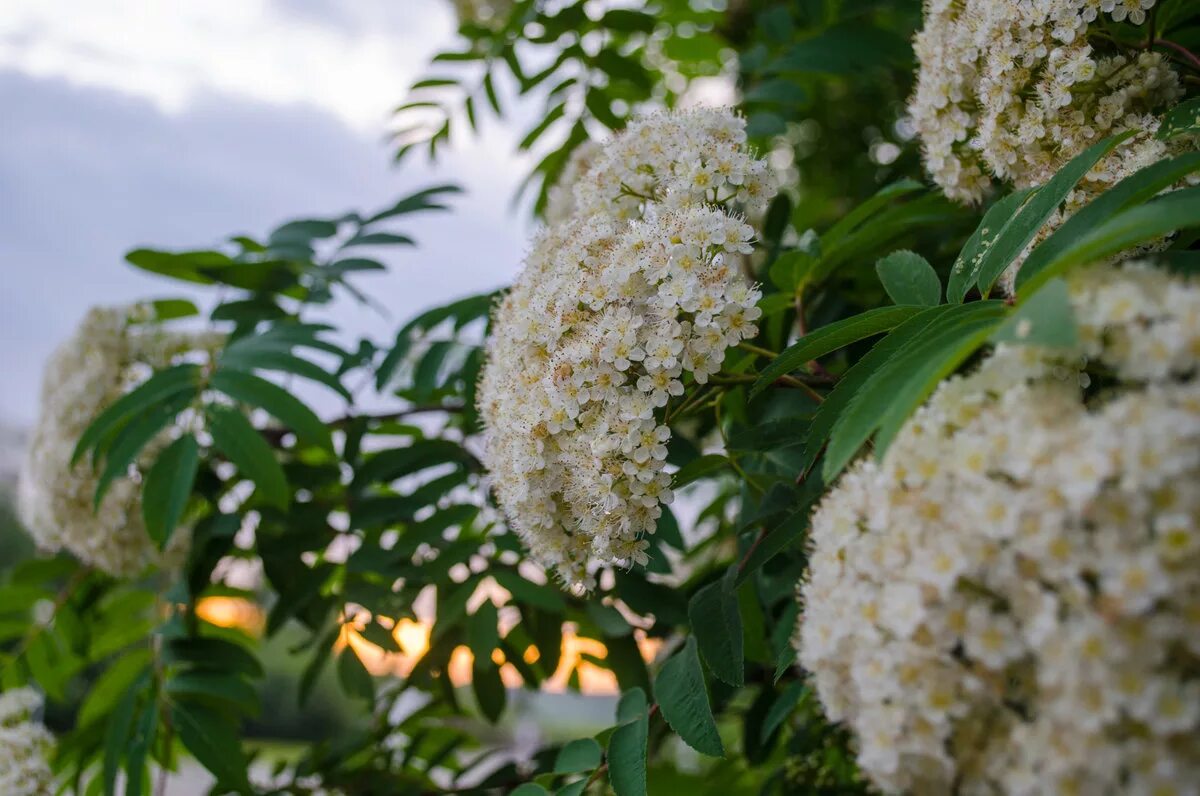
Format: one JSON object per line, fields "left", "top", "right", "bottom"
{"left": 365, "top": 184, "right": 462, "bottom": 224}
{"left": 875, "top": 250, "right": 941, "bottom": 306}
{"left": 824, "top": 302, "right": 1005, "bottom": 479}
{"left": 1019, "top": 184, "right": 1200, "bottom": 295}
{"left": 210, "top": 369, "right": 333, "bottom": 452}
{"left": 206, "top": 405, "right": 289, "bottom": 510}
{"left": 654, "top": 637, "right": 724, "bottom": 757}
{"left": 688, "top": 568, "right": 743, "bottom": 686}
{"left": 973, "top": 132, "right": 1134, "bottom": 296}
{"left": 990, "top": 278, "right": 1077, "bottom": 348}
{"left": 220, "top": 349, "right": 350, "bottom": 400}
{"left": 166, "top": 670, "right": 260, "bottom": 716}
{"left": 103, "top": 677, "right": 143, "bottom": 796}
{"left": 607, "top": 688, "right": 648, "bottom": 796}
{"left": 172, "top": 702, "right": 251, "bottom": 791}
{"left": 1017, "top": 152, "right": 1200, "bottom": 294}
{"left": 554, "top": 738, "right": 603, "bottom": 773}
{"left": 750, "top": 306, "right": 923, "bottom": 396}
{"left": 947, "top": 188, "right": 1036, "bottom": 303}
{"left": 79, "top": 651, "right": 151, "bottom": 728}
{"left": 142, "top": 434, "right": 200, "bottom": 548}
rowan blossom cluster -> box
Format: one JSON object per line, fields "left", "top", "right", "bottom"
{"left": 797, "top": 261, "right": 1200, "bottom": 794}
{"left": 18, "top": 306, "right": 220, "bottom": 577}
{"left": 573, "top": 108, "right": 777, "bottom": 221}
{"left": 479, "top": 109, "right": 772, "bottom": 587}
{"left": 0, "top": 688, "right": 54, "bottom": 796}
{"left": 909, "top": 0, "right": 1183, "bottom": 204}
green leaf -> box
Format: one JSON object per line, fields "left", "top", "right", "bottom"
{"left": 358, "top": 619, "right": 403, "bottom": 653}
{"left": 1016, "top": 152, "right": 1200, "bottom": 294}
{"left": 210, "top": 369, "right": 333, "bottom": 452}
{"left": 472, "top": 658, "right": 506, "bottom": 723}
{"left": 768, "top": 250, "right": 817, "bottom": 293}
{"left": 93, "top": 391, "right": 192, "bottom": 507}
{"left": 654, "top": 637, "right": 724, "bottom": 757}
{"left": 870, "top": 307, "right": 1008, "bottom": 458}
{"left": 875, "top": 250, "right": 941, "bottom": 306}
{"left": 337, "top": 646, "right": 375, "bottom": 702}
{"left": 554, "top": 738, "right": 603, "bottom": 773}
{"left": 990, "top": 278, "right": 1078, "bottom": 348}
{"left": 166, "top": 670, "right": 260, "bottom": 716}
{"left": 352, "top": 439, "right": 473, "bottom": 490}
{"left": 972, "top": 132, "right": 1134, "bottom": 296}
{"left": 749, "top": 306, "right": 923, "bottom": 397}
{"left": 947, "top": 189, "right": 1036, "bottom": 303}
{"left": 79, "top": 651, "right": 151, "bottom": 728}
{"left": 511, "top": 786, "right": 550, "bottom": 796}
{"left": 801, "top": 306, "right": 945, "bottom": 472}
{"left": 688, "top": 568, "right": 743, "bottom": 686}
{"left": 1157, "top": 97, "right": 1200, "bottom": 140}
{"left": 607, "top": 688, "right": 649, "bottom": 796}
{"left": 219, "top": 349, "right": 350, "bottom": 400}
{"left": 467, "top": 599, "right": 500, "bottom": 660}
{"left": 102, "top": 676, "right": 145, "bottom": 796}
{"left": 125, "top": 698, "right": 157, "bottom": 796}
{"left": 72, "top": 364, "right": 202, "bottom": 465}
{"left": 1019, "top": 185, "right": 1200, "bottom": 295}
{"left": 824, "top": 302, "right": 1005, "bottom": 479}
{"left": 760, "top": 682, "right": 807, "bottom": 743}
{"left": 670, "top": 454, "right": 729, "bottom": 489}
{"left": 343, "top": 232, "right": 415, "bottom": 248}
{"left": 206, "top": 405, "right": 289, "bottom": 510}
{"left": 165, "top": 637, "right": 263, "bottom": 679}
{"left": 172, "top": 702, "right": 251, "bottom": 791}
{"left": 142, "top": 434, "right": 200, "bottom": 549}
{"left": 138, "top": 298, "right": 200, "bottom": 322}
{"left": 492, "top": 569, "right": 567, "bottom": 614}
{"left": 365, "top": 184, "right": 462, "bottom": 224}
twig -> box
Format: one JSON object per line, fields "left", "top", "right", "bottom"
{"left": 1153, "top": 38, "right": 1200, "bottom": 71}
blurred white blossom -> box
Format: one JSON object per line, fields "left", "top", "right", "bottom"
{"left": 798, "top": 261, "right": 1200, "bottom": 794}
{"left": 0, "top": 688, "right": 54, "bottom": 796}
{"left": 18, "top": 306, "right": 220, "bottom": 576}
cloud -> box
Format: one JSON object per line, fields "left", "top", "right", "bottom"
{"left": 0, "top": 68, "right": 533, "bottom": 425}
{"left": 0, "top": 0, "right": 455, "bottom": 131}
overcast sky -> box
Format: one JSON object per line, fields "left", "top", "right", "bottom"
{"left": 0, "top": 0, "right": 536, "bottom": 427}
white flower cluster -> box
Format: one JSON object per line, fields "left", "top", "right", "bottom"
{"left": 543, "top": 141, "right": 602, "bottom": 228}
{"left": 573, "top": 108, "right": 777, "bottom": 221}
{"left": 910, "top": 0, "right": 1184, "bottom": 204}
{"left": 479, "top": 109, "right": 772, "bottom": 587}
{"left": 797, "top": 261, "right": 1200, "bottom": 794}
{"left": 0, "top": 688, "right": 54, "bottom": 796}
{"left": 18, "top": 306, "right": 219, "bottom": 577}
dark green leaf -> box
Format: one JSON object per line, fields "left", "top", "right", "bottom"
{"left": 670, "top": 454, "right": 728, "bottom": 489}
{"left": 554, "top": 738, "right": 603, "bottom": 773}
{"left": 1016, "top": 152, "right": 1200, "bottom": 294}
{"left": 472, "top": 658, "right": 506, "bottom": 723}
{"left": 607, "top": 688, "right": 648, "bottom": 796}
{"left": 72, "top": 364, "right": 201, "bottom": 465}
{"left": 1157, "top": 97, "right": 1200, "bottom": 140}
{"left": 973, "top": 132, "right": 1134, "bottom": 295}
{"left": 750, "top": 306, "right": 923, "bottom": 396}
{"left": 93, "top": 391, "right": 192, "bottom": 507}
{"left": 875, "top": 250, "right": 941, "bottom": 306}
{"left": 142, "top": 434, "right": 200, "bottom": 548}
{"left": 467, "top": 600, "right": 500, "bottom": 660}
{"left": 172, "top": 702, "right": 251, "bottom": 791}
{"left": 688, "top": 568, "right": 742, "bottom": 687}
{"left": 760, "top": 682, "right": 807, "bottom": 743}
{"left": 654, "top": 637, "right": 724, "bottom": 757}
{"left": 210, "top": 369, "right": 333, "bottom": 452}
{"left": 337, "top": 646, "right": 375, "bottom": 702}
{"left": 206, "top": 405, "right": 289, "bottom": 510}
